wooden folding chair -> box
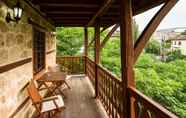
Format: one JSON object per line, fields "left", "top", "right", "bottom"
{"left": 27, "top": 80, "right": 65, "bottom": 118}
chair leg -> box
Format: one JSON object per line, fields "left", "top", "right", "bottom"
{"left": 57, "top": 88, "right": 66, "bottom": 98}
{"left": 65, "top": 81, "right": 71, "bottom": 89}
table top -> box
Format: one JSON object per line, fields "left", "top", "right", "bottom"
{"left": 37, "top": 72, "right": 67, "bottom": 82}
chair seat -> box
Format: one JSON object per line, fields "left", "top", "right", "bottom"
{"left": 41, "top": 95, "right": 64, "bottom": 113}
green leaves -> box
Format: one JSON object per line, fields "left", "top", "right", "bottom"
{"left": 56, "top": 27, "right": 84, "bottom": 56}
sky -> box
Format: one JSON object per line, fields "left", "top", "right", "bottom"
{"left": 134, "top": 0, "right": 186, "bottom": 31}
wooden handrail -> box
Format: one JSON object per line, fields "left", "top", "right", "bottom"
{"left": 128, "top": 86, "right": 178, "bottom": 118}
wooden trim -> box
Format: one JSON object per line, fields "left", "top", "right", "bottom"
{"left": 0, "top": 58, "right": 32, "bottom": 73}
{"left": 28, "top": 18, "right": 49, "bottom": 32}
{"left": 9, "top": 97, "right": 30, "bottom": 118}
{"left": 23, "top": 0, "right": 55, "bottom": 29}
{"left": 87, "top": 0, "right": 113, "bottom": 26}
{"left": 46, "top": 49, "right": 56, "bottom": 55}
{"left": 100, "top": 24, "right": 119, "bottom": 50}
{"left": 134, "top": 0, "right": 178, "bottom": 63}
{"left": 128, "top": 86, "right": 178, "bottom": 118}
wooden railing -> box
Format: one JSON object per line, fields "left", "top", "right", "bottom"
{"left": 86, "top": 57, "right": 95, "bottom": 86}
{"left": 97, "top": 64, "right": 123, "bottom": 118}
{"left": 128, "top": 87, "right": 177, "bottom": 118}
{"left": 56, "top": 56, "right": 85, "bottom": 74}
{"left": 57, "top": 56, "right": 177, "bottom": 118}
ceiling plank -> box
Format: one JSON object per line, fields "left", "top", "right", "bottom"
{"left": 87, "top": 0, "right": 114, "bottom": 26}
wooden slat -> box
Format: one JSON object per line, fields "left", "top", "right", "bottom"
{"left": 100, "top": 24, "right": 119, "bottom": 50}
{"left": 40, "top": 3, "right": 100, "bottom": 8}
{"left": 0, "top": 58, "right": 32, "bottom": 73}
{"left": 134, "top": 0, "right": 178, "bottom": 63}
{"left": 87, "top": 0, "right": 114, "bottom": 26}
{"left": 46, "top": 49, "right": 56, "bottom": 54}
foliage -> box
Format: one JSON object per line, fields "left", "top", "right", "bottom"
{"left": 101, "top": 37, "right": 121, "bottom": 76}
{"left": 145, "top": 39, "right": 161, "bottom": 55}
{"left": 133, "top": 20, "right": 139, "bottom": 41}
{"left": 166, "top": 49, "right": 186, "bottom": 62}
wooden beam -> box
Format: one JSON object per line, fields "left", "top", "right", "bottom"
{"left": 23, "top": 0, "right": 55, "bottom": 26}
{"left": 84, "top": 27, "right": 88, "bottom": 57}
{"left": 46, "top": 11, "right": 95, "bottom": 15}
{"left": 84, "top": 27, "right": 88, "bottom": 74}
{"left": 94, "top": 23, "right": 101, "bottom": 98}
{"left": 101, "top": 27, "right": 108, "bottom": 33}
{"left": 88, "top": 38, "right": 95, "bottom": 47}
{"left": 120, "top": 0, "right": 134, "bottom": 117}
{"left": 40, "top": 3, "right": 99, "bottom": 8}
{"left": 134, "top": 0, "right": 178, "bottom": 63}
{"left": 100, "top": 24, "right": 119, "bottom": 50}
{"left": 87, "top": 0, "right": 114, "bottom": 26}
{"left": 0, "top": 58, "right": 32, "bottom": 73}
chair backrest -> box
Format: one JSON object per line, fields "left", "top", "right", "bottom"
{"left": 27, "top": 80, "right": 42, "bottom": 104}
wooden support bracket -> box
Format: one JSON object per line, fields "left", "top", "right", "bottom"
{"left": 100, "top": 24, "right": 119, "bottom": 50}
{"left": 134, "top": 0, "right": 178, "bottom": 63}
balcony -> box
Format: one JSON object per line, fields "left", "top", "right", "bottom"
{"left": 54, "top": 56, "right": 177, "bottom": 118}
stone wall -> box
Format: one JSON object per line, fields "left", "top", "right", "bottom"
{"left": 0, "top": 1, "right": 56, "bottom": 118}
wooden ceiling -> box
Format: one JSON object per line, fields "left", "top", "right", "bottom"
{"left": 30, "top": 0, "right": 167, "bottom": 27}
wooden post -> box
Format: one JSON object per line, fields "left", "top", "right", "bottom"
{"left": 94, "top": 22, "right": 100, "bottom": 98}
{"left": 120, "top": 0, "right": 135, "bottom": 117}
{"left": 84, "top": 27, "right": 88, "bottom": 74}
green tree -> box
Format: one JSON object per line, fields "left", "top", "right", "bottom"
{"left": 145, "top": 39, "right": 161, "bottom": 55}
{"left": 56, "top": 27, "right": 84, "bottom": 56}
{"left": 133, "top": 20, "right": 139, "bottom": 41}
{"left": 166, "top": 49, "right": 186, "bottom": 62}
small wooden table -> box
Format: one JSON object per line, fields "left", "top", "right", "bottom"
{"left": 37, "top": 72, "right": 69, "bottom": 97}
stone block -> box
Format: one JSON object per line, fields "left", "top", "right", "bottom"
{"left": 26, "top": 39, "right": 32, "bottom": 49}
{"left": 6, "top": 33, "right": 16, "bottom": 47}
{"left": 0, "top": 20, "right": 8, "bottom": 32}
{"left": 8, "top": 46, "right": 21, "bottom": 62}
{"left": 0, "top": 48, "right": 8, "bottom": 65}
{"left": 20, "top": 50, "right": 28, "bottom": 58}
{"left": 0, "top": 34, "right": 5, "bottom": 47}
{"left": 16, "top": 34, "right": 24, "bottom": 45}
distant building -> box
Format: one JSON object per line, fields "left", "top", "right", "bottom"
{"left": 153, "top": 28, "right": 181, "bottom": 42}
{"left": 169, "top": 35, "right": 186, "bottom": 55}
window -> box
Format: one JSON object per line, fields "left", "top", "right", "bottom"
{"left": 33, "top": 28, "right": 46, "bottom": 74}
{"left": 174, "top": 41, "right": 176, "bottom": 45}
{"left": 178, "top": 41, "right": 181, "bottom": 45}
